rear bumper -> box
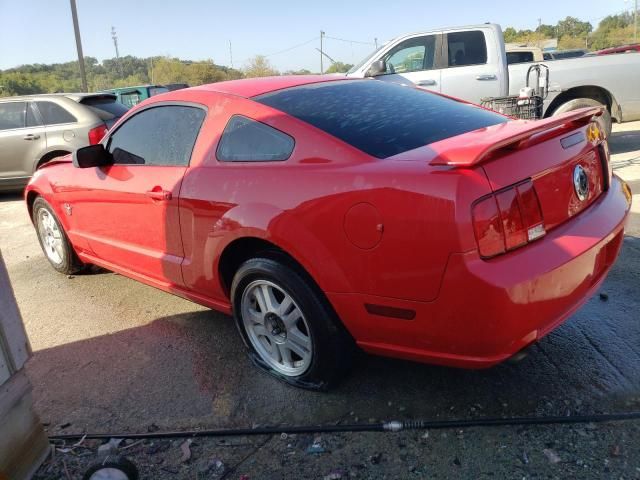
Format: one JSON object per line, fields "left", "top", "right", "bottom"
{"left": 328, "top": 175, "right": 632, "bottom": 368}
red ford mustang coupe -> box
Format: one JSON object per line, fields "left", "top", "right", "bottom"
{"left": 25, "top": 76, "right": 631, "bottom": 389}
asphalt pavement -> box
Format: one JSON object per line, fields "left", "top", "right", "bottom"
{"left": 2, "top": 122, "right": 640, "bottom": 479}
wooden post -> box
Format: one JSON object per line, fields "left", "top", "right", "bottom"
{"left": 0, "top": 250, "right": 49, "bottom": 480}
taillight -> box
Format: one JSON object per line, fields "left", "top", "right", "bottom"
{"left": 88, "top": 124, "right": 107, "bottom": 145}
{"left": 472, "top": 179, "right": 545, "bottom": 259}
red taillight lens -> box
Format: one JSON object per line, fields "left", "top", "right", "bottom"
{"left": 472, "top": 196, "right": 505, "bottom": 257}
{"left": 88, "top": 124, "right": 107, "bottom": 145}
{"left": 472, "top": 179, "right": 545, "bottom": 258}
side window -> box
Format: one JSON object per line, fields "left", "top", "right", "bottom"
{"left": 447, "top": 31, "right": 488, "bottom": 67}
{"left": 0, "top": 102, "right": 26, "bottom": 130}
{"left": 26, "top": 103, "right": 42, "bottom": 127}
{"left": 120, "top": 92, "right": 141, "bottom": 107}
{"left": 107, "top": 105, "right": 206, "bottom": 166}
{"left": 384, "top": 35, "right": 436, "bottom": 73}
{"left": 506, "top": 51, "right": 534, "bottom": 64}
{"left": 217, "top": 115, "right": 295, "bottom": 162}
{"left": 36, "top": 101, "right": 77, "bottom": 125}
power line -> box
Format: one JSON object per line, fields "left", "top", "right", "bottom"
{"left": 324, "top": 35, "right": 376, "bottom": 46}
{"left": 264, "top": 37, "right": 319, "bottom": 57}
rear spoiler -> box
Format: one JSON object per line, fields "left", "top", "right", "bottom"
{"left": 429, "top": 107, "right": 603, "bottom": 167}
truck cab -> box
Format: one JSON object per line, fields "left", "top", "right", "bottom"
{"left": 347, "top": 24, "right": 508, "bottom": 105}
{"left": 348, "top": 23, "right": 640, "bottom": 132}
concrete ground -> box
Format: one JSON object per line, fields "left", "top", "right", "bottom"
{"left": 1, "top": 122, "right": 640, "bottom": 478}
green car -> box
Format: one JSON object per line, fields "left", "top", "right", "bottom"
{"left": 101, "top": 85, "right": 169, "bottom": 107}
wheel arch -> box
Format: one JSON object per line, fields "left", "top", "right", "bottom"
{"left": 25, "top": 189, "right": 42, "bottom": 222}
{"left": 544, "top": 85, "right": 621, "bottom": 122}
{"left": 34, "top": 149, "right": 71, "bottom": 172}
{"left": 210, "top": 203, "right": 353, "bottom": 300}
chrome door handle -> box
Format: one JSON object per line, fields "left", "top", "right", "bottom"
{"left": 475, "top": 74, "right": 497, "bottom": 81}
{"left": 23, "top": 134, "right": 40, "bottom": 140}
{"left": 145, "top": 189, "right": 172, "bottom": 201}
{"left": 417, "top": 79, "right": 436, "bottom": 86}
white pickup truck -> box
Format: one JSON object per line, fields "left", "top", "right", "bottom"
{"left": 346, "top": 23, "right": 640, "bottom": 134}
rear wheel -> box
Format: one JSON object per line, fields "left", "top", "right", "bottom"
{"left": 33, "top": 197, "right": 83, "bottom": 274}
{"left": 231, "top": 257, "right": 353, "bottom": 390}
{"left": 551, "top": 97, "right": 612, "bottom": 138}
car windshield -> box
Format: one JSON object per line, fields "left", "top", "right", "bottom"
{"left": 346, "top": 45, "right": 385, "bottom": 74}
{"left": 254, "top": 79, "right": 507, "bottom": 158}
{"left": 79, "top": 96, "right": 129, "bottom": 128}
{"left": 149, "top": 87, "right": 169, "bottom": 96}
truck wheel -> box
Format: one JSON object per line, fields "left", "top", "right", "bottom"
{"left": 551, "top": 98, "right": 612, "bottom": 138}
{"left": 231, "top": 257, "right": 353, "bottom": 390}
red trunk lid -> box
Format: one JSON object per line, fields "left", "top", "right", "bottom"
{"left": 428, "top": 107, "right": 609, "bottom": 235}
{"left": 481, "top": 128, "right": 607, "bottom": 232}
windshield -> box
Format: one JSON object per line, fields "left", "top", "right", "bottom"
{"left": 346, "top": 45, "right": 385, "bottom": 74}
{"left": 149, "top": 86, "right": 169, "bottom": 96}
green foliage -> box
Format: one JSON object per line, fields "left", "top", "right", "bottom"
{"left": 324, "top": 62, "right": 354, "bottom": 74}
{"left": 589, "top": 13, "right": 635, "bottom": 50}
{"left": 284, "top": 68, "right": 314, "bottom": 75}
{"left": 556, "top": 16, "right": 592, "bottom": 37}
{"left": 243, "top": 55, "right": 279, "bottom": 78}
{"left": 504, "top": 13, "right": 636, "bottom": 52}
{"left": 0, "top": 55, "right": 244, "bottom": 97}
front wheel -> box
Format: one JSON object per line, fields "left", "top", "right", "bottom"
{"left": 33, "top": 197, "right": 83, "bottom": 274}
{"left": 231, "top": 257, "right": 353, "bottom": 390}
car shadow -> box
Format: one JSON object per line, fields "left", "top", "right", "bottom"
{"left": 26, "top": 237, "right": 640, "bottom": 435}
{"left": 0, "top": 192, "right": 24, "bottom": 203}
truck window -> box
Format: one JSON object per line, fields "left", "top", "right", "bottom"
{"left": 383, "top": 35, "right": 436, "bottom": 74}
{"left": 447, "top": 31, "right": 487, "bottom": 67}
{"left": 506, "top": 51, "right": 534, "bottom": 64}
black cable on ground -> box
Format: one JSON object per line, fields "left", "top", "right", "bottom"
{"left": 48, "top": 411, "right": 640, "bottom": 441}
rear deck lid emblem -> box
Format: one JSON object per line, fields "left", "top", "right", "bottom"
{"left": 573, "top": 165, "right": 589, "bottom": 201}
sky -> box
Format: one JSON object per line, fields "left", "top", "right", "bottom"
{"left": 0, "top": 0, "right": 632, "bottom": 72}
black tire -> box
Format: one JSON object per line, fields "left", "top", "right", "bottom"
{"left": 32, "top": 197, "right": 83, "bottom": 274}
{"left": 551, "top": 97, "right": 612, "bottom": 137}
{"left": 82, "top": 456, "right": 139, "bottom": 480}
{"left": 231, "top": 256, "right": 353, "bottom": 390}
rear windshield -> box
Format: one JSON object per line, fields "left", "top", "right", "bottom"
{"left": 80, "top": 96, "right": 129, "bottom": 128}
{"left": 254, "top": 80, "right": 507, "bottom": 158}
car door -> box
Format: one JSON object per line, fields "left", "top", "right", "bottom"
{"left": 439, "top": 30, "right": 501, "bottom": 104}
{"left": 71, "top": 103, "right": 206, "bottom": 285}
{"left": 0, "top": 101, "right": 47, "bottom": 183}
{"left": 376, "top": 34, "right": 443, "bottom": 92}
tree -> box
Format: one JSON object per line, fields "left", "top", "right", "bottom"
{"left": 243, "top": 55, "right": 279, "bottom": 78}
{"left": 536, "top": 24, "right": 556, "bottom": 38}
{"left": 284, "top": 68, "right": 314, "bottom": 75}
{"left": 324, "top": 62, "right": 354, "bottom": 74}
{"left": 556, "top": 16, "right": 592, "bottom": 38}
{"left": 503, "top": 27, "right": 519, "bottom": 43}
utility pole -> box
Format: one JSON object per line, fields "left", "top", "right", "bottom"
{"left": 635, "top": 0, "right": 638, "bottom": 44}
{"left": 111, "top": 26, "right": 120, "bottom": 59}
{"left": 229, "top": 40, "right": 233, "bottom": 69}
{"left": 69, "top": 0, "right": 88, "bottom": 92}
{"left": 374, "top": 37, "right": 378, "bottom": 49}
{"left": 320, "top": 30, "right": 325, "bottom": 74}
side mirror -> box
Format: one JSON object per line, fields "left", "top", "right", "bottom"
{"left": 365, "top": 59, "right": 386, "bottom": 77}
{"left": 73, "top": 144, "right": 113, "bottom": 168}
